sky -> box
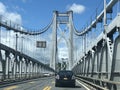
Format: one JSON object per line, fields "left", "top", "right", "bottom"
{"left": 0, "top": 0, "right": 117, "bottom": 63}
{"left": 0, "top": 0, "right": 103, "bottom": 29}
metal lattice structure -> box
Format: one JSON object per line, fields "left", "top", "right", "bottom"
{"left": 72, "top": 0, "right": 120, "bottom": 89}
{"left": 1, "top": 0, "right": 120, "bottom": 89}
{"left": 50, "top": 11, "right": 74, "bottom": 70}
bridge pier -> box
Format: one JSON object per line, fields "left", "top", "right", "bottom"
{"left": 25, "top": 59, "right": 28, "bottom": 78}
{"left": 88, "top": 51, "right": 93, "bottom": 77}
{"left": 28, "top": 61, "right": 31, "bottom": 78}
{"left": 99, "top": 41, "right": 108, "bottom": 79}
{"left": 5, "top": 51, "right": 10, "bottom": 79}
{"left": 81, "top": 58, "right": 84, "bottom": 76}
{"left": 85, "top": 51, "right": 92, "bottom": 77}
{"left": 1, "top": 50, "right": 6, "bottom": 81}
{"left": 111, "top": 34, "right": 120, "bottom": 89}
{"left": 16, "top": 56, "right": 19, "bottom": 79}
{"left": 92, "top": 46, "right": 98, "bottom": 78}
{"left": 18, "top": 56, "right": 22, "bottom": 79}
{"left": 83, "top": 56, "right": 86, "bottom": 76}
{"left": 19, "top": 57, "right": 23, "bottom": 79}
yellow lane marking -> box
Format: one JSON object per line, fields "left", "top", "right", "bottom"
{"left": 43, "top": 86, "right": 52, "bottom": 90}
{"left": 4, "top": 86, "right": 19, "bottom": 90}
{"left": 29, "top": 81, "right": 35, "bottom": 84}
{"left": 48, "top": 86, "right": 51, "bottom": 90}
{"left": 43, "top": 86, "right": 49, "bottom": 90}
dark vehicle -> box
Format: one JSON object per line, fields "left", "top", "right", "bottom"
{"left": 55, "top": 70, "right": 75, "bottom": 87}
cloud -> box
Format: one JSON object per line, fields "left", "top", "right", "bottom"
{"left": 0, "top": 2, "right": 6, "bottom": 14}
{"left": 58, "top": 48, "right": 68, "bottom": 59}
{"left": 22, "top": 0, "right": 27, "bottom": 3}
{"left": 13, "top": 5, "right": 25, "bottom": 13}
{"left": 0, "top": 2, "right": 50, "bottom": 64}
{"left": 67, "top": 3, "right": 85, "bottom": 14}
{"left": 6, "top": 12, "right": 22, "bottom": 25}
{"left": 0, "top": 2, "right": 22, "bottom": 25}
{"left": 22, "top": 0, "right": 32, "bottom": 3}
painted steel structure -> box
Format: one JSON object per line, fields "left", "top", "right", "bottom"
{"left": 50, "top": 11, "right": 73, "bottom": 70}
{"left": 72, "top": 0, "right": 120, "bottom": 89}
{"left": 0, "top": 43, "right": 54, "bottom": 81}
{"left": 0, "top": 0, "right": 120, "bottom": 89}
{"left": 0, "top": 13, "right": 54, "bottom": 82}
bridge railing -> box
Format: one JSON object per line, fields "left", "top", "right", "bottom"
{"left": 72, "top": 0, "right": 120, "bottom": 90}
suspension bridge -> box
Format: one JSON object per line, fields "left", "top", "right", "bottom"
{"left": 0, "top": 0, "right": 120, "bottom": 89}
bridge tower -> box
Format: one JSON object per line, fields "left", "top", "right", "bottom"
{"left": 50, "top": 11, "right": 74, "bottom": 70}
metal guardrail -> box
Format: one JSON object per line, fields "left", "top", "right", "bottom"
{"left": 0, "top": 73, "right": 52, "bottom": 85}
{"left": 76, "top": 75, "right": 119, "bottom": 90}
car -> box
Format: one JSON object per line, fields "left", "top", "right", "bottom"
{"left": 43, "top": 73, "right": 50, "bottom": 77}
{"left": 55, "top": 70, "right": 75, "bottom": 87}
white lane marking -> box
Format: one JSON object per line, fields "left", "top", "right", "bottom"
{"left": 76, "top": 80, "right": 90, "bottom": 90}
{"left": 29, "top": 81, "right": 35, "bottom": 84}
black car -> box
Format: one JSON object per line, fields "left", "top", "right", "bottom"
{"left": 55, "top": 70, "right": 75, "bottom": 87}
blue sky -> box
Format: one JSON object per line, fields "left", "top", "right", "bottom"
{"left": 1, "top": 0, "right": 117, "bottom": 62}
{"left": 0, "top": 0, "right": 103, "bottom": 30}
{"left": 0, "top": 0, "right": 119, "bottom": 63}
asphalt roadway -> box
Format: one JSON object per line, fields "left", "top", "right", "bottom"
{"left": 0, "top": 77, "right": 89, "bottom": 90}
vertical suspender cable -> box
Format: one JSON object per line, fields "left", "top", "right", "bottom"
{"left": 0, "top": 15, "right": 2, "bottom": 45}
{"left": 0, "top": 26, "right": 1, "bottom": 45}
{"left": 23, "top": 35, "right": 26, "bottom": 54}
{"left": 34, "top": 31, "right": 36, "bottom": 59}
{"left": 16, "top": 33, "right": 18, "bottom": 51}
{"left": 8, "top": 30, "right": 10, "bottom": 48}
{"left": 117, "top": 0, "right": 120, "bottom": 14}
{"left": 21, "top": 34, "right": 23, "bottom": 53}
{"left": 104, "top": 0, "right": 107, "bottom": 42}
{"left": 104, "top": 0, "right": 107, "bottom": 26}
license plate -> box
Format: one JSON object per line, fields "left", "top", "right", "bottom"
{"left": 64, "top": 78, "right": 68, "bottom": 80}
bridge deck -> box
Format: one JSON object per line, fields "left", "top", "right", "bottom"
{"left": 0, "top": 77, "right": 88, "bottom": 90}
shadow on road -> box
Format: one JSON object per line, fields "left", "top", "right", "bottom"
{"left": 58, "top": 85, "right": 81, "bottom": 88}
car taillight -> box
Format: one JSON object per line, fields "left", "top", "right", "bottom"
{"left": 72, "top": 75, "right": 75, "bottom": 79}
{"left": 56, "top": 75, "right": 60, "bottom": 79}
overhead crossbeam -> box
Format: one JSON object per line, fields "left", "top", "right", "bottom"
{"left": 55, "top": 11, "right": 70, "bottom": 24}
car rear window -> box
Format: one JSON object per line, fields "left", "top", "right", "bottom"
{"left": 58, "top": 71, "right": 73, "bottom": 76}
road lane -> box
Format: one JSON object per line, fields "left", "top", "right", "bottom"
{"left": 51, "top": 80, "right": 86, "bottom": 90}
{"left": 0, "top": 77, "right": 88, "bottom": 90}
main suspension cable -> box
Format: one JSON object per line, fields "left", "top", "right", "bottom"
{"left": 73, "top": 0, "right": 118, "bottom": 36}
{"left": 0, "top": 14, "right": 54, "bottom": 36}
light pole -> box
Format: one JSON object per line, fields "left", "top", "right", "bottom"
{"left": 14, "top": 33, "right": 18, "bottom": 78}
{"left": 15, "top": 33, "right": 18, "bottom": 51}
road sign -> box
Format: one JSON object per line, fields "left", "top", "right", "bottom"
{"left": 36, "top": 41, "right": 46, "bottom": 48}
